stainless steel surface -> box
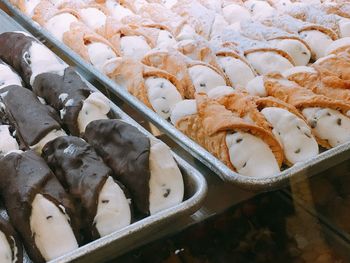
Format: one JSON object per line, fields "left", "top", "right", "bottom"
{"left": 0, "top": 9, "right": 207, "bottom": 263}
{"left": 3, "top": 0, "right": 350, "bottom": 191}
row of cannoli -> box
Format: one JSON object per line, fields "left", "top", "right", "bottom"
{"left": 0, "top": 31, "right": 184, "bottom": 262}
{"left": 8, "top": 0, "right": 350, "bottom": 178}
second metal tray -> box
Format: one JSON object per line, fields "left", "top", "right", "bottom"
{"left": 0, "top": 9, "right": 207, "bottom": 263}
{"left": 4, "top": 0, "right": 350, "bottom": 191}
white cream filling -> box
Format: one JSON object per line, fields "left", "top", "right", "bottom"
{"left": 244, "top": 0, "right": 275, "bottom": 20}
{"left": 222, "top": 4, "right": 251, "bottom": 25}
{"left": 161, "top": 0, "right": 178, "bottom": 9}
{"left": 145, "top": 77, "right": 182, "bottom": 120}
{"left": 246, "top": 51, "right": 293, "bottom": 75}
{"left": 149, "top": 138, "right": 184, "bottom": 215}
{"left": 77, "top": 92, "right": 110, "bottom": 133}
{"left": 105, "top": 0, "right": 134, "bottom": 20}
{"left": 79, "top": 8, "right": 107, "bottom": 30}
{"left": 87, "top": 42, "right": 117, "bottom": 72}
{"left": 26, "top": 42, "right": 68, "bottom": 85}
{"left": 339, "top": 18, "right": 350, "bottom": 38}
{"left": 303, "top": 107, "right": 350, "bottom": 147}
{"left": 188, "top": 65, "right": 226, "bottom": 94}
{"left": 156, "top": 30, "right": 177, "bottom": 49}
{"left": 24, "top": 0, "right": 41, "bottom": 17}
{"left": 245, "top": 76, "right": 267, "bottom": 97}
{"left": 94, "top": 176, "right": 131, "bottom": 237}
{"left": 261, "top": 107, "right": 318, "bottom": 164}
{"left": 210, "top": 14, "right": 229, "bottom": 39}
{"left": 170, "top": 99, "right": 197, "bottom": 125}
{"left": 30, "top": 129, "right": 67, "bottom": 154}
{"left": 45, "top": 13, "right": 78, "bottom": 42}
{"left": 176, "top": 25, "right": 198, "bottom": 41}
{"left": 268, "top": 39, "right": 311, "bottom": 66}
{"left": 207, "top": 86, "right": 235, "bottom": 99}
{"left": 326, "top": 37, "right": 350, "bottom": 55}
{"left": 299, "top": 30, "right": 333, "bottom": 60}
{"left": 226, "top": 131, "right": 280, "bottom": 177}
{"left": 282, "top": 66, "right": 317, "bottom": 78}
{"left": 217, "top": 56, "right": 255, "bottom": 88}
{"left": 0, "top": 231, "right": 12, "bottom": 263}
{"left": 120, "top": 36, "right": 151, "bottom": 60}
{"left": 0, "top": 64, "right": 22, "bottom": 89}
{"left": 30, "top": 194, "right": 78, "bottom": 261}
{"left": 0, "top": 125, "right": 19, "bottom": 156}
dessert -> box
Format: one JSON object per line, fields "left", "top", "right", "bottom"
{"left": 0, "top": 216, "right": 23, "bottom": 263}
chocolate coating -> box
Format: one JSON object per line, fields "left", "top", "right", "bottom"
{"left": 42, "top": 136, "right": 126, "bottom": 240}
{"left": 2, "top": 85, "right": 61, "bottom": 147}
{"left": 84, "top": 119, "right": 151, "bottom": 216}
{"left": 0, "top": 215, "right": 23, "bottom": 263}
{"left": 0, "top": 151, "right": 80, "bottom": 263}
{"left": 33, "top": 68, "right": 92, "bottom": 135}
{"left": 0, "top": 32, "right": 36, "bottom": 86}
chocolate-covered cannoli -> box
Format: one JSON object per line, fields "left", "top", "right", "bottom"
{"left": 84, "top": 119, "right": 184, "bottom": 216}
{"left": 1, "top": 85, "right": 66, "bottom": 153}
{"left": 0, "top": 60, "right": 23, "bottom": 90}
{"left": 0, "top": 151, "right": 80, "bottom": 263}
{"left": 42, "top": 136, "right": 131, "bottom": 239}
{"left": 33, "top": 67, "right": 110, "bottom": 135}
{"left": 0, "top": 215, "right": 23, "bottom": 263}
{"left": 0, "top": 31, "right": 67, "bottom": 86}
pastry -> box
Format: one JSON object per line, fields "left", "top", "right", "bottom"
{"left": 42, "top": 136, "right": 132, "bottom": 239}
{"left": 171, "top": 93, "right": 283, "bottom": 177}
{"left": 84, "top": 119, "right": 184, "bottom": 216}
{"left": 0, "top": 150, "right": 80, "bottom": 263}
{"left": 33, "top": 67, "right": 110, "bottom": 135}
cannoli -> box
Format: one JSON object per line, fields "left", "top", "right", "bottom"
{"left": 246, "top": 74, "right": 350, "bottom": 148}
{"left": 283, "top": 66, "right": 350, "bottom": 103}
{"left": 42, "top": 136, "right": 131, "bottom": 239}
{"left": 103, "top": 58, "right": 184, "bottom": 120}
{"left": 1, "top": 86, "right": 66, "bottom": 153}
{"left": 63, "top": 22, "right": 119, "bottom": 71}
{"left": 285, "top": 4, "right": 350, "bottom": 38}
{"left": 0, "top": 31, "right": 68, "bottom": 87}
{"left": 0, "top": 60, "right": 23, "bottom": 90}
{"left": 260, "top": 14, "right": 338, "bottom": 60}
{"left": 170, "top": 93, "right": 283, "bottom": 177}
{"left": 32, "top": 67, "right": 110, "bottom": 135}
{"left": 0, "top": 150, "right": 80, "bottom": 263}
{"left": 0, "top": 215, "right": 23, "bottom": 263}
{"left": 243, "top": 0, "right": 276, "bottom": 20}
{"left": 84, "top": 119, "right": 184, "bottom": 216}
{"left": 239, "top": 19, "right": 312, "bottom": 66}
{"left": 208, "top": 87, "right": 318, "bottom": 165}
{"left": 142, "top": 49, "right": 229, "bottom": 98}
{"left": 211, "top": 30, "right": 295, "bottom": 75}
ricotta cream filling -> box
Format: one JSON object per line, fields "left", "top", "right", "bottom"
{"left": 120, "top": 36, "right": 151, "bottom": 60}
{"left": 0, "top": 125, "right": 19, "bottom": 156}
{"left": 0, "top": 231, "right": 12, "bottom": 263}
{"left": 188, "top": 65, "right": 226, "bottom": 94}
{"left": 246, "top": 51, "right": 293, "bottom": 75}
{"left": 170, "top": 99, "right": 197, "bottom": 125}
{"left": 0, "top": 64, "right": 22, "bottom": 89}
{"left": 87, "top": 42, "right": 118, "bottom": 72}
{"left": 299, "top": 30, "right": 333, "bottom": 60}
{"left": 45, "top": 13, "right": 78, "bottom": 42}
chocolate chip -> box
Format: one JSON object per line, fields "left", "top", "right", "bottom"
{"left": 223, "top": 68, "right": 226, "bottom": 73}
{"left": 200, "top": 83, "right": 206, "bottom": 87}
{"left": 297, "top": 126, "right": 301, "bottom": 130}
{"left": 236, "top": 138, "right": 243, "bottom": 143}
{"left": 310, "top": 120, "right": 317, "bottom": 128}
{"left": 169, "top": 35, "right": 173, "bottom": 39}
{"left": 162, "top": 109, "right": 170, "bottom": 114}
{"left": 304, "top": 132, "right": 311, "bottom": 138}
{"left": 85, "top": 111, "right": 89, "bottom": 115}
{"left": 102, "top": 200, "right": 109, "bottom": 204}
{"left": 337, "top": 118, "right": 342, "bottom": 126}
{"left": 46, "top": 216, "right": 53, "bottom": 220}
{"left": 327, "top": 112, "right": 331, "bottom": 116}
{"left": 161, "top": 96, "right": 166, "bottom": 100}
{"left": 302, "top": 52, "right": 308, "bottom": 55}
{"left": 242, "top": 162, "right": 247, "bottom": 168}
{"left": 294, "top": 149, "right": 301, "bottom": 154}
{"left": 163, "top": 189, "right": 171, "bottom": 198}
{"left": 160, "top": 82, "right": 165, "bottom": 88}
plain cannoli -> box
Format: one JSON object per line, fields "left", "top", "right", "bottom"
{"left": 103, "top": 58, "right": 184, "bottom": 120}
{"left": 42, "top": 136, "right": 132, "bottom": 239}
{"left": 1, "top": 86, "right": 66, "bottom": 153}
{"left": 0, "top": 31, "right": 68, "bottom": 86}
{"left": 208, "top": 86, "right": 318, "bottom": 165}
{"left": 32, "top": 67, "right": 110, "bottom": 135}
{"left": 246, "top": 74, "right": 350, "bottom": 148}
{"left": 0, "top": 215, "right": 23, "bottom": 263}
{"left": 0, "top": 150, "right": 80, "bottom": 263}
{"left": 211, "top": 29, "right": 295, "bottom": 75}
{"left": 84, "top": 119, "right": 184, "bottom": 216}
{"left": 171, "top": 93, "right": 283, "bottom": 177}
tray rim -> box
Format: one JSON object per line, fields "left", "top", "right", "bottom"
{"left": 4, "top": 0, "right": 350, "bottom": 191}
{"left": 0, "top": 8, "right": 208, "bottom": 263}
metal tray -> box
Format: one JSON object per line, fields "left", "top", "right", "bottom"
{"left": 4, "top": 0, "right": 350, "bottom": 191}
{"left": 0, "top": 9, "right": 207, "bottom": 263}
